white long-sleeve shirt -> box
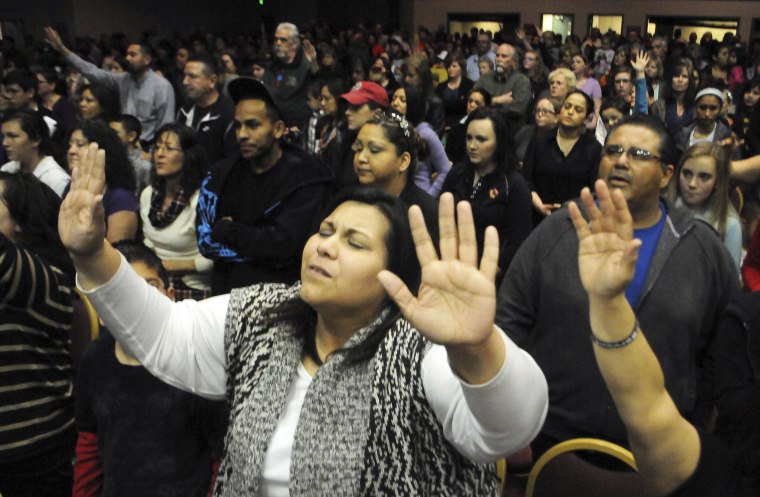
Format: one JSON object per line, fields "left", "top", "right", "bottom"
{"left": 82, "top": 256, "right": 548, "bottom": 493}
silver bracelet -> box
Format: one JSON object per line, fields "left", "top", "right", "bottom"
{"left": 590, "top": 319, "right": 639, "bottom": 349}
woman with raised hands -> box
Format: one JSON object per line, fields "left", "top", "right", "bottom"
{"left": 60, "top": 143, "right": 548, "bottom": 497}
{"left": 569, "top": 180, "right": 758, "bottom": 497}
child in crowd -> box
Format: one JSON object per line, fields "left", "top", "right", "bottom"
{"left": 109, "top": 114, "right": 152, "bottom": 197}
{"left": 73, "top": 241, "right": 228, "bottom": 497}
{"left": 668, "top": 142, "right": 743, "bottom": 269}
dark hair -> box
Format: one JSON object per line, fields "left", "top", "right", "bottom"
{"left": 737, "top": 76, "right": 760, "bottom": 116}
{"left": 468, "top": 88, "right": 492, "bottom": 107}
{"left": 111, "top": 114, "right": 142, "bottom": 145}
{"left": 607, "top": 113, "right": 676, "bottom": 168}
{"left": 600, "top": 95, "right": 631, "bottom": 115}
{"left": 306, "top": 80, "right": 322, "bottom": 100}
{"left": 400, "top": 85, "right": 426, "bottom": 126}
{"left": 0, "top": 171, "right": 73, "bottom": 275}
{"left": 112, "top": 56, "right": 129, "bottom": 73}
{"left": 323, "top": 78, "right": 348, "bottom": 105}
{"left": 463, "top": 106, "right": 518, "bottom": 174}
{"left": 611, "top": 64, "right": 633, "bottom": 79}
{"left": 80, "top": 83, "right": 121, "bottom": 122}
{"left": 2, "top": 69, "right": 37, "bottom": 93}
{"left": 364, "top": 108, "right": 421, "bottom": 182}
{"left": 220, "top": 51, "right": 240, "bottom": 73}
{"left": 445, "top": 54, "right": 467, "bottom": 72}
{"left": 187, "top": 52, "right": 219, "bottom": 77}
{"left": 562, "top": 89, "right": 595, "bottom": 118}
{"left": 661, "top": 62, "right": 698, "bottom": 108}
{"left": 1, "top": 109, "right": 55, "bottom": 157}
{"left": 374, "top": 56, "right": 393, "bottom": 75}
{"left": 151, "top": 123, "right": 209, "bottom": 194}
{"left": 267, "top": 187, "right": 419, "bottom": 366}
{"left": 131, "top": 42, "right": 155, "bottom": 60}
{"left": 70, "top": 119, "right": 136, "bottom": 192}
{"left": 33, "top": 66, "right": 65, "bottom": 96}
{"left": 111, "top": 241, "right": 170, "bottom": 288}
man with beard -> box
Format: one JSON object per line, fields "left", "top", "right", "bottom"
{"left": 261, "top": 22, "right": 319, "bottom": 128}
{"left": 44, "top": 27, "right": 174, "bottom": 143}
{"left": 368, "top": 56, "right": 399, "bottom": 102}
{"left": 496, "top": 114, "right": 738, "bottom": 463}
{"left": 473, "top": 43, "right": 531, "bottom": 125}
{"left": 196, "top": 78, "right": 333, "bottom": 295}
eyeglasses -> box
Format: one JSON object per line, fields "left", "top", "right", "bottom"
{"left": 535, "top": 108, "right": 556, "bottom": 115}
{"left": 152, "top": 142, "right": 182, "bottom": 153}
{"left": 602, "top": 144, "right": 660, "bottom": 163}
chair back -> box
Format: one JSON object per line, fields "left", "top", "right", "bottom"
{"left": 70, "top": 289, "right": 99, "bottom": 370}
{"left": 525, "top": 438, "right": 649, "bottom": 497}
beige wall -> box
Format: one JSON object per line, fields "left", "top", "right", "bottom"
{"left": 413, "top": 0, "right": 758, "bottom": 42}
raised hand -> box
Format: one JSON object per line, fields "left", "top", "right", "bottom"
{"left": 568, "top": 180, "right": 641, "bottom": 299}
{"left": 44, "top": 27, "right": 70, "bottom": 56}
{"left": 58, "top": 143, "right": 107, "bottom": 257}
{"left": 302, "top": 39, "right": 317, "bottom": 63}
{"left": 631, "top": 49, "right": 650, "bottom": 76}
{"left": 377, "top": 193, "right": 498, "bottom": 348}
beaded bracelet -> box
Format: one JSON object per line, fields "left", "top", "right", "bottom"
{"left": 590, "top": 319, "right": 639, "bottom": 349}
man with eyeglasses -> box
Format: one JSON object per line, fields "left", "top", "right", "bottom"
{"left": 497, "top": 114, "right": 738, "bottom": 463}
{"left": 676, "top": 88, "right": 736, "bottom": 157}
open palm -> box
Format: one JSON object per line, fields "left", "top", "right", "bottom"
{"left": 568, "top": 180, "right": 641, "bottom": 299}
{"left": 58, "top": 143, "right": 107, "bottom": 257}
{"left": 378, "top": 194, "right": 498, "bottom": 346}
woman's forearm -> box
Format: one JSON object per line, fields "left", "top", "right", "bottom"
{"left": 72, "top": 240, "right": 123, "bottom": 291}
{"left": 424, "top": 331, "right": 548, "bottom": 462}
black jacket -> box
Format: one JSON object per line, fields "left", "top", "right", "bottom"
{"left": 197, "top": 143, "right": 334, "bottom": 294}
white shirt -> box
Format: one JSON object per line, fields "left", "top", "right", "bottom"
{"left": 82, "top": 256, "right": 549, "bottom": 494}
{"left": 140, "top": 188, "right": 213, "bottom": 291}
{"left": 1, "top": 156, "right": 70, "bottom": 197}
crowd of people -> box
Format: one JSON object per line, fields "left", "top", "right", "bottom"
{"left": 1, "top": 15, "right": 760, "bottom": 497}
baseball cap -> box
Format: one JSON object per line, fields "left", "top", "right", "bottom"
{"left": 341, "top": 81, "right": 389, "bottom": 107}
{"left": 228, "top": 77, "right": 283, "bottom": 116}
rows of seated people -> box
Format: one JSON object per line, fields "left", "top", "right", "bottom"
{"left": 1, "top": 18, "right": 759, "bottom": 497}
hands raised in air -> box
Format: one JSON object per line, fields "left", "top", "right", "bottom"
{"left": 58, "top": 143, "right": 107, "bottom": 257}
{"left": 378, "top": 193, "right": 499, "bottom": 349}
{"left": 568, "top": 180, "right": 641, "bottom": 300}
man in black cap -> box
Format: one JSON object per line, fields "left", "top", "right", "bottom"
{"left": 197, "top": 77, "right": 334, "bottom": 295}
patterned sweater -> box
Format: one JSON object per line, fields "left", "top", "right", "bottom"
{"left": 215, "top": 284, "right": 499, "bottom": 497}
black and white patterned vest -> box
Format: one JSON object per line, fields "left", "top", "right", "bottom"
{"left": 213, "top": 283, "right": 498, "bottom": 497}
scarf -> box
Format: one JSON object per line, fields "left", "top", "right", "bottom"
{"left": 148, "top": 179, "right": 190, "bottom": 228}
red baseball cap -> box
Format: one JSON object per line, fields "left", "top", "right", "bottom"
{"left": 341, "top": 81, "right": 389, "bottom": 108}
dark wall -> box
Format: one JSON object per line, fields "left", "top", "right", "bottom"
{"left": 3, "top": 0, "right": 405, "bottom": 43}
